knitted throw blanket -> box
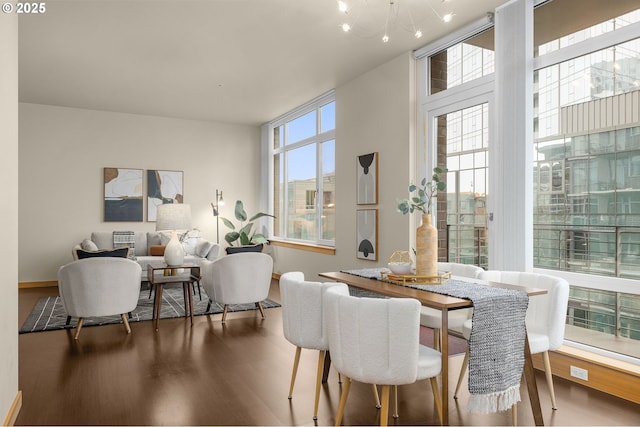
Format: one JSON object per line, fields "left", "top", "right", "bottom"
{"left": 113, "top": 231, "right": 136, "bottom": 260}
{"left": 340, "top": 269, "right": 529, "bottom": 413}
{"left": 408, "top": 279, "right": 529, "bottom": 413}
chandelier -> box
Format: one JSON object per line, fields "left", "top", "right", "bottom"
{"left": 336, "top": 0, "right": 454, "bottom": 43}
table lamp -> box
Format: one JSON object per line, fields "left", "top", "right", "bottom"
{"left": 156, "top": 203, "right": 192, "bottom": 266}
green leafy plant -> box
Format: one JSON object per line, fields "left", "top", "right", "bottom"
{"left": 397, "top": 167, "right": 448, "bottom": 215}
{"left": 220, "top": 200, "right": 275, "bottom": 246}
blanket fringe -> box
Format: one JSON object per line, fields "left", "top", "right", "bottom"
{"left": 467, "top": 385, "right": 521, "bottom": 414}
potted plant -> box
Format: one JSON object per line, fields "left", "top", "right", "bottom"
{"left": 397, "top": 167, "right": 448, "bottom": 276}
{"left": 220, "top": 200, "right": 275, "bottom": 254}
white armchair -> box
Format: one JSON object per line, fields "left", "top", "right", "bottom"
{"left": 324, "top": 287, "right": 443, "bottom": 426}
{"left": 57, "top": 257, "right": 142, "bottom": 339}
{"left": 280, "top": 271, "right": 349, "bottom": 420}
{"left": 201, "top": 252, "right": 273, "bottom": 323}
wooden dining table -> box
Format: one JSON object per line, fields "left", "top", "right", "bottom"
{"left": 319, "top": 271, "right": 547, "bottom": 426}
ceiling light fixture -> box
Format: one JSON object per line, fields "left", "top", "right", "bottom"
{"left": 337, "top": 0, "right": 453, "bottom": 44}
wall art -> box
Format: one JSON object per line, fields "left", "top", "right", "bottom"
{"left": 356, "top": 208, "right": 377, "bottom": 260}
{"left": 357, "top": 152, "right": 378, "bottom": 205}
{"left": 103, "top": 167, "right": 143, "bottom": 222}
{"left": 147, "top": 169, "right": 184, "bottom": 221}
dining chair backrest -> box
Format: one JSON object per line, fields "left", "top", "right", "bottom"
{"left": 280, "top": 271, "right": 349, "bottom": 351}
{"left": 324, "top": 286, "right": 421, "bottom": 385}
{"left": 477, "top": 270, "right": 570, "bottom": 351}
{"left": 438, "top": 262, "right": 484, "bottom": 279}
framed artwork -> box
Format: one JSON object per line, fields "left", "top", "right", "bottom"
{"left": 357, "top": 152, "right": 378, "bottom": 205}
{"left": 356, "top": 209, "right": 377, "bottom": 260}
{"left": 147, "top": 169, "right": 184, "bottom": 221}
{"left": 103, "top": 168, "right": 144, "bottom": 222}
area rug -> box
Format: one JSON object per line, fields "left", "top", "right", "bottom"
{"left": 19, "top": 285, "right": 281, "bottom": 334}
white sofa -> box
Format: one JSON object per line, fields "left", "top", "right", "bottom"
{"left": 73, "top": 231, "right": 222, "bottom": 281}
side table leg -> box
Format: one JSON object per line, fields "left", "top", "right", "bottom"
{"left": 154, "top": 285, "right": 163, "bottom": 331}
{"left": 187, "top": 282, "right": 194, "bottom": 325}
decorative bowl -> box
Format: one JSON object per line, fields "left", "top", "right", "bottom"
{"left": 387, "top": 262, "right": 413, "bottom": 275}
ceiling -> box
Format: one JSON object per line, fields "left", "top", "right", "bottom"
{"left": 18, "top": 0, "right": 509, "bottom": 126}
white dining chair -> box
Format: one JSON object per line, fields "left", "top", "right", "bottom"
{"left": 279, "top": 271, "right": 350, "bottom": 420}
{"left": 454, "top": 270, "right": 570, "bottom": 415}
{"left": 324, "top": 286, "right": 443, "bottom": 427}
{"left": 419, "top": 262, "right": 484, "bottom": 350}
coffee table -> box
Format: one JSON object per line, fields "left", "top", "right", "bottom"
{"left": 147, "top": 263, "right": 201, "bottom": 331}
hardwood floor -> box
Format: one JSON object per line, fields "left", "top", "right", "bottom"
{"left": 17, "top": 281, "right": 640, "bottom": 426}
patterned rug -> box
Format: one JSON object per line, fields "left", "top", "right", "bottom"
{"left": 19, "top": 284, "right": 281, "bottom": 333}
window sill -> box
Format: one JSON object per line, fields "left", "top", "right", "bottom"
{"left": 269, "top": 239, "right": 335, "bottom": 255}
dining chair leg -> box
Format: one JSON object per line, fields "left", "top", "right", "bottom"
{"left": 512, "top": 403, "right": 517, "bottom": 426}
{"left": 430, "top": 377, "right": 443, "bottom": 425}
{"left": 335, "top": 377, "right": 351, "bottom": 426}
{"left": 542, "top": 351, "right": 558, "bottom": 409}
{"left": 121, "top": 313, "right": 131, "bottom": 334}
{"left": 379, "top": 385, "right": 390, "bottom": 427}
{"left": 371, "top": 384, "right": 381, "bottom": 408}
{"left": 74, "top": 318, "right": 84, "bottom": 340}
{"left": 454, "top": 348, "right": 470, "bottom": 398}
{"left": 288, "top": 346, "right": 301, "bottom": 399}
{"left": 256, "top": 301, "right": 266, "bottom": 318}
{"left": 392, "top": 385, "right": 399, "bottom": 418}
{"left": 313, "top": 350, "right": 326, "bottom": 420}
{"left": 222, "top": 304, "right": 229, "bottom": 323}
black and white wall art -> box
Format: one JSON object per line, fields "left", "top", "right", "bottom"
{"left": 357, "top": 152, "right": 378, "bottom": 205}
{"left": 103, "top": 167, "right": 143, "bottom": 221}
{"left": 356, "top": 208, "right": 377, "bottom": 260}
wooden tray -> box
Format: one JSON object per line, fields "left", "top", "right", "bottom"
{"left": 386, "top": 271, "right": 451, "bottom": 285}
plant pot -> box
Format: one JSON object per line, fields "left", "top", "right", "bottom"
{"left": 225, "top": 243, "right": 264, "bottom": 255}
{"left": 416, "top": 214, "right": 438, "bottom": 276}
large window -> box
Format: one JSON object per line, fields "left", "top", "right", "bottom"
{"left": 533, "top": 2, "right": 640, "bottom": 357}
{"left": 269, "top": 92, "right": 335, "bottom": 246}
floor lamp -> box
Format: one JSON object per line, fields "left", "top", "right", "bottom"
{"left": 211, "top": 189, "right": 224, "bottom": 244}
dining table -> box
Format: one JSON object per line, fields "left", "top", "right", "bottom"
{"left": 319, "top": 271, "right": 547, "bottom": 426}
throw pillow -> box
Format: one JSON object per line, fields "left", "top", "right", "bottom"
{"left": 181, "top": 229, "right": 201, "bottom": 255}
{"left": 194, "top": 239, "right": 214, "bottom": 258}
{"left": 80, "top": 239, "right": 99, "bottom": 252}
{"left": 149, "top": 245, "right": 166, "bottom": 256}
{"left": 75, "top": 247, "right": 130, "bottom": 259}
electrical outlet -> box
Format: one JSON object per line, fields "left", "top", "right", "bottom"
{"left": 570, "top": 365, "right": 589, "bottom": 381}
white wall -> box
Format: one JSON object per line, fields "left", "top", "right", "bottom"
{"left": 19, "top": 104, "right": 261, "bottom": 282}
{"left": 270, "top": 52, "right": 415, "bottom": 279}
{"left": 0, "top": 10, "right": 19, "bottom": 425}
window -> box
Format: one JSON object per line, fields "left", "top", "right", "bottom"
{"left": 269, "top": 92, "right": 335, "bottom": 246}
{"left": 533, "top": 0, "right": 640, "bottom": 358}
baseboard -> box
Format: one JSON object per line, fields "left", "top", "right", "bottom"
{"left": 533, "top": 345, "right": 640, "bottom": 404}
{"left": 2, "top": 390, "right": 22, "bottom": 426}
{"left": 18, "top": 281, "right": 58, "bottom": 289}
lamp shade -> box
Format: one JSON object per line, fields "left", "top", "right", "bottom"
{"left": 155, "top": 203, "right": 192, "bottom": 231}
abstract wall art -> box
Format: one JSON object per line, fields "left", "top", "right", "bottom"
{"left": 147, "top": 169, "right": 184, "bottom": 221}
{"left": 356, "top": 208, "right": 377, "bottom": 260}
{"left": 103, "top": 167, "right": 143, "bottom": 222}
{"left": 357, "top": 152, "right": 378, "bottom": 205}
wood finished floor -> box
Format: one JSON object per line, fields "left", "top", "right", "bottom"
{"left": 17, "top": 281, "right": 640, "bottom": 426}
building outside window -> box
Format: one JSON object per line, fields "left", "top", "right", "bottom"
{"left": 269, "top": 92, "right": 335, "bottom": 246}
{"left": 533, "top": 4, "right": 640, "bottom": 354}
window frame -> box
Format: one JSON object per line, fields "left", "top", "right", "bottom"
{"left": 266, "top": 90, "right": 336, "bottom": 247}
